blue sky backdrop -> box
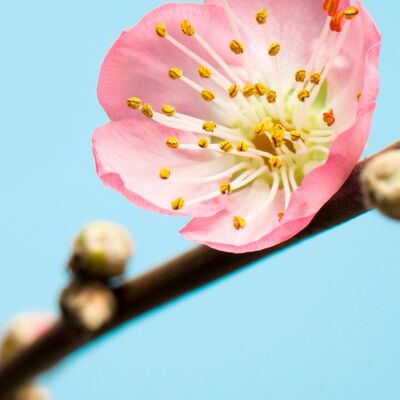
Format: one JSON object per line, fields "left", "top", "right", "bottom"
{"left": 0, "top": 1, "right": 399, "bottom": 398}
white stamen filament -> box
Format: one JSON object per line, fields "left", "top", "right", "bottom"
{"left": 280, "top": 166, "right": 292, "bottom": 210}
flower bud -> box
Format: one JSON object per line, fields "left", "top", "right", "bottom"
{"left": 60, "top": 281, "right": 117, "bottom": 332}
{"left": 361, "top": 150, "right": 400, "bottom": 220}
{"left": 69, "top": 221, "right": 133, "bottom": 280}
{"left": 0, "top": 313, "right": 54, "bottom": 363}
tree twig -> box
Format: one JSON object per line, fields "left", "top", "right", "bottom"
{"left": 0, "top": 141, "right": 399, "bottom": 398}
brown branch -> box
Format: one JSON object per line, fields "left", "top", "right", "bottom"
{"left": 0, "top": 141, "right": 399, "bottom": 398}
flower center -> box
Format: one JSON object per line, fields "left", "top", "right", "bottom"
{"left": 127, "top": 1, "right": 360, "bottom": 230}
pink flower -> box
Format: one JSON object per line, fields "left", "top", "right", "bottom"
{"left": 93, "top": 0, "right": 381, "bottom": 253}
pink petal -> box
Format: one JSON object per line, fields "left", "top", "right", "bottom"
{"left": 93, "top": 119, "right": 236, "bottom": 217}
{"left": 98, "top": 3, "right": 242, "bottom": 123}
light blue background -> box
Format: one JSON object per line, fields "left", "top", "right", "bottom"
{"left": 0, "top": 1, "right": 399, "bottom": 399}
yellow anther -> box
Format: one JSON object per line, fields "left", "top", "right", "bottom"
{"left": 254, "top": 82, "right": 267, "bottom": 96}
{"left": 197, "top": 137, "right": 209, "bottom": 148}
{"left": 269, "top": 156, "right": 282, "bottom": 169}
{"left": 345, "top": 6, "right": 359, "bottom": 19}
{"left": 266, "top": 90, "right": 277, "bottom": 103}
{"left": 290, "top": 130, "right": 302, "bottom": 142}
{"left": 127, "top": 97, "right": 142, "bottom": 109}
{"left": 236, "top": 142, "right": 249, "bottom": 152}
{"left": 256, "top": 9, "right": 269, "bottom": 24}
{"left": 254, "top": 122, "right": 266, "bottom": 136}
{"left": 295, "top": 69, "right": 307, "bottom": 82}
{"left": 201, "top": 89, "right": 215, "bottom": 102}
{"left": 309, "top": 72, "right": 321, "bottom": 85}
{"left": 168, "top": 67, "right": 183, "bottom": 80}
{"left": 159, "top": 168, "right": 171, "bottom": 180}
{"left": 272, "top": 124, "right": 285, "bottom": 147}
{"left": 181, "top": 19, "right": 195, "bottom": 36}
{"left": 297, "top": 89, "right": 310, "bottom": 102}
{"left": 268, "top": 42, "right": 281, "bottom": 56}
{"left": 220, "top": 182, "right": 231, "bottom": 194}
{"left": 219, "top": 141, "right": 234, "bottom": 152}
{"left": 228, "top": 84, "right": 239, "bottom": 98}
{"left": 198, "top": 65, "right": 212, "bottom": 79}
{"left": 171, "top": 197, "right": 185, "bottom": 211}
{"left": 233, "top": 216, "right": 246, "bottom": 230}
{"left": 203, "top": 121, "right": 217, "bottom": 132}
{"left": 323, "top": 109, "right": 335, "bottom": 127}
{"left": 230, "top": 39, "right": 245, "bottom": 55}
{"left": 141, "top": 103, "right": 154, "bottom": 118}
{"left": 278, "top": 211, "right": 285, "bottom": 222}
{"left": 357, "top": 91, "right": 362, "bottom": 102}
{"left": 155, "top": 23, "right": 167, "bottom": 38}
{"left": 262, "top": 117, "right": 274, "bottom": 131}
{"left": 161, "top": 104, "right": 176, "bottom": 117}
{"left": 166, "top": 137, "right": 180, "bottom": 149}
{"left": 242, "top": 84, "right": 255, "bottom": 98}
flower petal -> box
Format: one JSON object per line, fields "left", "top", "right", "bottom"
{"left": 93, "top": 119, "right": 236, "bottom": 217}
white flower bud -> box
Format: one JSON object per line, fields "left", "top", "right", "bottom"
{"left": 361, "top": 150, "right": 400, "bottom": 220}
{"left": 0, "top": 313, "right": 54, "bottom": 363}
{"left": 60, "top": 281, "right": 117, "bottom": 332}
{"left": 69, "top": 221, "right": 133, "bottom": 280}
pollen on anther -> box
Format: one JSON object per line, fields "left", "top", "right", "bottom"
{"left": 162, "top": 104, "right": 176, "bottom": 117}
{"left": 220, "top": 182, "right": 231, "bottom": 194}
{"left": 278, "top": 211, "right": 285, "bottom": 222}
{"left": 310, "top": 72, "right": 321, "bottom": 85}
{"left": 228, "top": 84, "right": 239, "bottom": 98}
{"left": 201, "top": 90, "right": 215, "bottom": 102}
{"left": 330, "top": 10, "right": 345, "bottom": 32}
{"left": 255, "top": 83, "right": 267, "bottom": 96}
{"left": 268, "top": 42, "right": 281, "bottom": 56}
{"left": 297, "top": 89, "right": 310, "bottom": 102}
{"left": 166, "top": 137, "right": 180, "bottom": 149}
{"left": 155, "top": 23, "right": 167, "bottom": 37}
{"left": 171, "top": 197, "right": 185, "bottom": 211}
{"left": 168, "top": 67, "right": 183, "bottom": 80}
{"left": 242, "top": 84, "right": 255, "bottom": 98}
{"left": 357, "top": 91, "right": 362, "bottom": 102}
{"left": 219, "top": 141, "right": 234, "bottom": 153}
{"left": 230, "top": 40, "right": 244, "bottom": 55}
{"left": 141, "top": 103, "right": 154, "bottom": 118}
{"left": 295, "top": 70, "right": 307, "bottom": 83}
{"left": 272, "top": 125, "right": 285, "bottom": 147}
{"left": 256, "top": 9, "right": 269, "bottom": 25}
{"left": 159, "top": 168, "right": 171, "bottom": 180}
{"left": 198, "top": 137, "right": 209, "bottom": 148}
{"left": 269, "top": 156, "right": 282, "bottom": 169}
{"left": 323, "top": 0, "right": 339, "bottom": 17}
{"left": 345, "top": 6, "right": 359, "bottom": 19}
{"left": 323, "top": 109, "right": 336, "bottom": 127}
{"left": 237, "top": 142, "right": 249, "bottom": 152}
{"left": 266, "top": 90, "right": 277, "bottom": 103}
{"left": 127, "top": 97, "right": 142, "bottom": 109}
{"left": 198, "top": 65, "right": 212, "bottom": 79}
{"left": 203, "top": 121, "right": 217, "bottom": 132}
{"left": 290, "top": 130, "right": 302, "bottom": 142}
{"left": 233, "top": 216, "right": 246, "bottom": 230}
{"left": 181, "top": 19, "right": 195, "bottom": 36}
{"left": 254, "top": 123, "right": 266, "bottom": 136}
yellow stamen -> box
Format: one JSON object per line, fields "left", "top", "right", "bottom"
{"left": 262, "top": 117, "right": 274, "bottom": 131}
{"left": 254, "top": 82, "right": 267, "bottom": 96}
{"left": 290, "top": 130, "right": 302, "bottom": 142}
{"left": 220, "top": 182, "right": 231, "bottom": 194}
{"left": 297, "top": 89, "right": 310, "bottom": 102}
{"left": 127, "top": 97, "right": 142, "bottom": 109}
{"left": 295, "top": 69, "right": 307, "bottom": 83}
{"left": 345, "top": 6, "right": 359, "bottom": 19}
{"left": 161, "top": 104, "right": 176, "bottom": 117}
{"left": 242, "top": 84, "right": 255, "bottom": 98}
{"left": 357, "top": 91, "right": 362, "bottom": 102}
{"left": 201, "top": 90, "right": 215, "bottom": 102}
{"left": 141, "top": 103, "right": 154, "bottom": 118}
{"left": 219, "top": 141, "right": 234, "bottom": 152}
{"left": 272, "top": 125, "right": 285, "bottom": 147}
{"left": 309, "top": 72, "right": 321, "bottom": 85}
{"left": 256, "top": 9, "right": 269, "bottom": 25}
{"left": 198, "top": 137, "right": 209, "bottom": 148}
{"left": 168, "top": 67, "right": 183, "bottom": 80}
{"left": 278, "top": 211, "right": 285, "bottom": 222}
{"left": 236, "top": 141, "right": 249, "bottom": 152}
{"left": 230, "top": 39, "right": 244, "bottom": 55}
{"left": 254, "top": 122, "right": 266, "bottom": 136}
{"left": 159, "top": 168, "right": 171, "bottom": 180}
{"left": 269, "top": 156, "right": 282, "bottom": 169}
{"left": 181, "top": 19, "right": 195, "bottom": 36}
{"left": 198, "top": 65, "right": 212, "bottom": 78}
{"left": 233, "top": 216, "right": 246, "bottom": 230}
{"left": 268, "top": 42, "right": 281, "bottom": 56}
{"left": 155, "top": 23, "right": 167, "bottom": 37}
{"left": 171, "top": 197, "right": 185, "bottom": 211}
{"left": 166, "top": 137, "right": 180, "bottom": 149}
{"left": 228, "top": 84, "right": 239, "bottom": 98}
{"left": 203, "top": 121, "right": 217, "bottom": 132}
{"left": 266, "top": 90, "right": 277, "bottom": 103}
